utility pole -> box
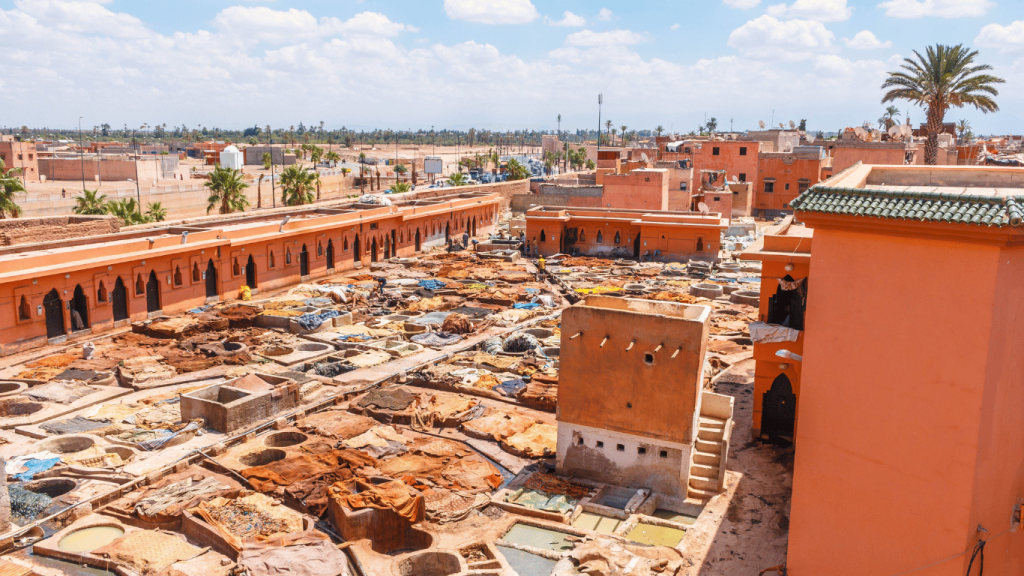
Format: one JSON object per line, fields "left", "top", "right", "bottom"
{"left": 597, "top": 94, "right": 603, "bottom": 154}
{"left": 270, "top": 126, "right": 276, "bottom": 208}
{"left": 78, "top": 116, "right": 86, "bottom": 192}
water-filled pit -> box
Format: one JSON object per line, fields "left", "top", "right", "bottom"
{"left": 57, "top": 525, "right": 124, "bottom": 553}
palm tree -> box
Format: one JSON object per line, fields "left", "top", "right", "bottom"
{"left": 73, "top": 189, "right": 108, "bottom": 215}
{"left": 448, "top": 172, "right": 468, "bottom": 186}
{"left": 0, "top": 159, "right": 25, "bottom": 219}
{"left": 879, "top": 105, "right": 901, "bottom": 130}
{"left": 205, "top": 164, "right": 250, "bottom": 214}
{"left": 655, "top": 125, "right": 665, "bottom": 137}
{"left": 388, "top": 182, "right": 412, "bottom": 194}
{"left": 145, "top": 202, "right": 167, "bottom": 222}
{"left": 325, "top": 151, "right": 341, "bottom": 165}
{"left": 505, "top": 158, "right": 530, "bottom": 181}
{"left": 262, "top": 152, "right": 272, "bottom": 171}
{"left": 394, "top": 164, "right": 408, "bottom": 182}
{"left": 107, "top": 199, "right": 148, "bottom": 226}
{"left": 620, "top": 125, "right": 628, "bottom": 145}
{"left": 882, "top": 44, "right": 1004, "bottom": 164}
{"left": 279, "top": 165, "right": 316, "bottom": 206}
{"left": 955, "top": 119, "right": 972, "bottom": 144}
{"left": 314, "top": 172, "right": 322, "bottom": 201}
{"left": 256, "top": 174, "right": 264, "bottom": 209}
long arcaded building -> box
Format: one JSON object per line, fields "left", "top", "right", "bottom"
{"left": 0, "top": 191, "right": 501, "bottom": 356}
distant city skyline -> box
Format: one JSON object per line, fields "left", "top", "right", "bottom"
{"left": 1, "top": 0, "right": 1022, "bottom": 134}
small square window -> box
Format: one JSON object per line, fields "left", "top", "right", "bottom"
{"left": 616, "top": 444, "right": 625, "bottom": 452}
{"left": 637, "top": 447, "right": 647, "bottom": 455}
{"left": 714, "top": 196, "right": 721, "bottom": 202}
{"left": 659, "top": 450, "right": 668, "bottom": 458}
{"left": 596, "top": 441, "right": 604, "bottom": 448}
{"left": 712, "top": 147, "right": 720, "bottom": 156}
{"left": 738, "top": 173, "right": 746, "bottom": 182}
{"left": 785, "top": 183, "right": 790, "bottom": 191}
{"left": 577, "top": 437, "right": 585, "bottom": 446}
{"left": 739, "top": 147, "right": 747, "bottom": 156}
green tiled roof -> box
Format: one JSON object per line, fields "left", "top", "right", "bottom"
{"left": 791, "top": 186, "right": 1024, "bottom": 228}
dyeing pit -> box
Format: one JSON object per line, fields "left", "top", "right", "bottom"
{"left": 296, "top": 343, "right": 331, "bottom": 353}
{"left": 0, "top": 399, "right": 43, "bottom": 416}
{"left": 103, "top": 446, "right": 134, "bottom": 463}
{"left": 0, "top": 381, "right": 27, "bottom": 398}
{"left": 394, "top": 551, "right": 462, "bottom": 576}
{"left": 262, "top": 345, "right": 294, "bottom": 357}
{"left": 221, "top": 342, "right": 247, "bottom": 353}
{"left": 39, "top": 435, "right": 96, "bottom": 454}
{"left": 541, "top": 347, "right": 560, "bottom": 358}
{"left": 626, "top": 523, "right": 685, "bottom": 548}
{"left": 57, "top": 525, "right": 124, "bottom": 553}
{"left": 497, "top": 546, "right": 558, "bottom": 575}
{"left": 595, "top": 487, "right": 637, "bottom": 510}
{"left": 653, "top": 509, "right": 698, "bottom": 525}
{"left": 24, "top": 478, "right": 77, "bottom": 498}
{"left": 29, "top": 553, "right": 115, "bottom": 576}
{"left": 264, "top": 431, "right": 308, "bottom": 447}
{"left": 239, "top": 448, "right": 286, "bottom": 467}
{"left": 502, "top": 523, "right": 574, "bottom": 552}
{"left": 572, "top": 511, "right": 621, "bottom": 535}
{"left": 730, "top": 290, "right": 759, "bottom": 305}
{"left": 522, "top": 328, "right": 553, "bottom": 339}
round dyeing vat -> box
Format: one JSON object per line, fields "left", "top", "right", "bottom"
{"left": 239, "top": 449, "right": 286, "bottom": 467}
{"left": 0, "top": 381, "right": 27, "bottom": 398}
{"left": 222, "top": 341, "right": 247, "bottom": 353}
{"left": 264, "top": 431, "right": 308, "bottom": 448}
{"left": 395, "top": 551, "right": 462, "bottom": 576}
{"left": 296, "top": 342, "right": 331, "bottom": 353}
{"left": 39, "top": 435, "right": 96, "bottom": 455}
{"left": 0, "top": 400, "right": 43, "bottom": 417}
{"left": 58, "top": 525, "right": 124, "bottom": 553}
{"left": 23, "top": 478, "right": 77, "bottom": 498}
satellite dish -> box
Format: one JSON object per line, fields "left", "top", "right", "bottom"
{"left": 789, "top": 120, "right": 796, "bottom": 129}
{"left": 641, "top": 152, "right": 650, "bottom": 163}
{"left": 783, "top": 144, "right": 793, "bottom": 153}
{"left": 900, "top": 124, "right": 912, "bottom": 137}
{"left": 759, "top": 120, "right": 766, "bottom": 129}
{"left": 888, "top": 125, "right": 901, "bottom": 137}
{"left": 853, "top": 126, "right": 867, "bottom": 138}
{"left": 779, "top": 123, "right": 785, "bottom": 129}
{"left": 698, "top": 202, "right": 710, "bottom": 215}
{"left": 806, "top": 135, "right": 816, "bottom": 143}
{"left": 871, "top": 130, "right": 881, "bottom": 140}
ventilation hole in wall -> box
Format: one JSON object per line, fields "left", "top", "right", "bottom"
{"left": 659, "top": 450, "right": 668, "bottom": 458}
{"left": 596, "top": 441, "right": 604, "bottom": 448}
{"left": 626, "top": 402, "right": 632, "bottom": 409}
{"left": 616, "top": 444, "right": 625, "bottom": 452}
{"left": 577, "top": 437, "right": 585, "bottom": 446}
{"left": 644, "top": 353, "right": 654, "bottom": 366}
{"left": 637, "top": 447, "right": 647, "bottom": 455}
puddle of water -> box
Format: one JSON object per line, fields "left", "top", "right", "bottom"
{"left": 652, "top": 509, "right": 698, "bottom": 525}
{"left": 626, "top": 523, "right": 685, "bottom": 548}
{"left": 30, "top": 553, "right": 116, "bottom": 576}
{"left": 498, "top": 545, "right": 558, "bottom": 576}
{"left": 503, "top": 523, "right": 574, "bottom": 552}
{"left": 572, "top": 511, "right": 621, "bottom": 535}
{"left": 57, "top": 526, "right": 124, "bottom": 553}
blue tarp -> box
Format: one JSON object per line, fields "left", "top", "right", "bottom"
{"left": 13, "top": 458, "right": 61, "bottom": 481}
{"left": 410, "top": 331, "right": 462, "bottom": 347}
{"left": 494, "top": 378, "right": 527, "bottom": 398}
{"left": 418, "top": 279, "right": 447, "bottom": 291}
{"left": 296, "top": 309, "right": 341, "bottom": 331}
{"left": 513, "top": 302, "right": 540, "bottom": 310}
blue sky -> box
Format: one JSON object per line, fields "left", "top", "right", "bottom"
{"left": 1, "top": 0, "right": 1022, "bottom": 135}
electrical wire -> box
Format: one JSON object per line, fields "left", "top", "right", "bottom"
{"left": 886, "top": 526, "right": 1012, "bottom": 576}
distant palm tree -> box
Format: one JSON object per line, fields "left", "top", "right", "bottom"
{"left": 314, "top": 172, "right": 322, "bottom": 201}
{"left": 394, "top": 164, "right": 408, "bottom": 182}
{"left": 505, "top": 158, "right": 530, "bottom": 181}
{"left": 262, "top": 152, "right": 272, "bottom": 171}
{"left": 205, "top": 164, "right": 250, "bottom": 214}
{"left": 388, "top": 182, "right": 412, "bottom": 194}
{"left": 655, "top": 125, "right": 665, "bottom": 137}
{"left": 448, "top": 172, "right": 468, "bottom": 186}
{"left": 882, "top": 43, "right": 1004, "bottom": 164}
{"left": 620, "top": 125, "right": 628, "bottom": 144}
{"left": 279, "top": 165, "right": 316, "bottom": 206}
{"left": 145, "top": 202, "right": 167, "bottom": 222}
{"left": 256, "top": 174, "right": 264, "bottom": 209}
{"left": 325, "top": 151, "right": 341, "bottom": 165}
{"left": 879, "top": 105, "right": 901, "bottom": 130}
{"left": 107, "top": 198, "right": 147, "bottom": 226}
{"left": 956, "top": 119, "right": 972, "bottom": 144}
{"left": 0, "top": 159, "right": 25, "bottom": 219}
{"left": 73, "top": 189, "right": 108, "bottom": 215}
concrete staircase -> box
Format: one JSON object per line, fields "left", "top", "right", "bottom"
{"left": 687, "top": 392, "right": 735, "bottom": 501}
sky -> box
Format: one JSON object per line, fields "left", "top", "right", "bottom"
{"left": 1, "top": 0, "right": 1022, "bottom": 135}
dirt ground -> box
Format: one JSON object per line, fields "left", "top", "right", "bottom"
{"left": 681, "top": 358, "right": 793, "bottom": 575}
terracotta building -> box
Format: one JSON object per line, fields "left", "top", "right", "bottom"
{"left": 754, "top": 148, "right": 830, "bottom": 218}
{"left": 0, "top": 192, "right": 500, "bottom": 356}
{"left": 0, "top": 138, "right": 39, "bottom": 182}
{"left": 557, "top": 296, "right": 734, "bottom": 508}
{"left": 740, "top": 216, "right": 812, "bottom": 440}
{"left": 525, "top": 206, "right": 726, "bottom": 261}
{"left": 784, "top": 163, "right": 1024, "bottom": 575}
{"left": 691, "top": 140, "right": 761, "bottom": 199}
{"left": 602, "top": 168, "right": 669, "bottom": 211}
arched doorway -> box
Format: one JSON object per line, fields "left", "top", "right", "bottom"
{"left": 383, "top": 236, "right": 390, "bottom": 261}
{"left": 43, "top": 288, "right": 64, "bottom": 339}
{"left": 353, "top": 235, "right": 361, "bottom": 264}
{"left": 146, "top": 270, "right": 161, "bottom": 313}
{"left": 761, "top": 373, "right": 796, "bottom": 440}
{"left": 205, "top": 259, "right": 218, "bottom": 299}
{"left": 300, "top": 244, "right": 309, "bottom": 276}
{"left": 326, "top": 240, "right": 335, "bottom": 270}
{"left": 415, "top": 228, "right": 421, "bottom": 252}
{"left": 472, "top": 217, "right": 477, "bottom": 236}
{"left": 370, "top": 238, "right": 378, "bottom": 263}
{"left": 445, "top": 222, "right": 450, "bottom": 240}
{"left": 70, "top": 285, "right": 89, "bottom": 331}
{"left": 246, "top": 255, "right": 257, "bottom": 288}
{"left": 633, "top": 235, "right": 641, "bottom": 259}
{"left": 112, "top": 277, "right": 129, "bottom": 322}
{"left": 391, "top": 230, "right": 397, "bottom": 258}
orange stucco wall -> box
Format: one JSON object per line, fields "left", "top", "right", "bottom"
{"left": 755, "top": 155, "right": 825, "bottom": 214}
{"left": 0, "top": 195, "right": 500, "bottom": 355}
{"left": 787, "top": 223, "right": 1024, "bottom": 575}
{"left": 831, "top": 146, "right": 907, "bottom": 174}
{"left": 691, "top": 141, "right": 760, "bottom": 195}
{"left": 602, "top": 170, "right": 669, "bottom": 211}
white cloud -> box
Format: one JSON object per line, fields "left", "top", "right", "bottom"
{"left": 844, "top": 30, "right": 892, "bottom": 49}
{"left": 549, "top": 11, "right": 586, "bottom": 27}
{"left": 213, "top": 7, "right": 413, "bottom": 43}
{"left": 876, "top": 0, "right": 993, "bottom": 18}
{"left": 443, "top": 0, "right": 538, "bottom": 24}
{"left": 724, "top": 0, "right": 762, "bottom": 8}
{"left": 976, "top": 21, "right": 1024, "bottom": 53}
{"left": 766, "top": 0, "right": 852, "bottom": 21}
{"left": 565, "top": 29, "right": 645, "bottom": 47}
{"left": 13, "top": 0, "right": 146, "bottom": 38}
{"left": 597, "top": 8, "right": 613, "bottom": 20}
{"left": 671, "top": 23, "right": 681, "bottom": 30}
{"left": 728, "top": 15, "right": 834, "bottom": 60}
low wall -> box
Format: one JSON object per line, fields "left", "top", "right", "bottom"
{"left": 0, "top": 216, "right": 120, "bottom": 246}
